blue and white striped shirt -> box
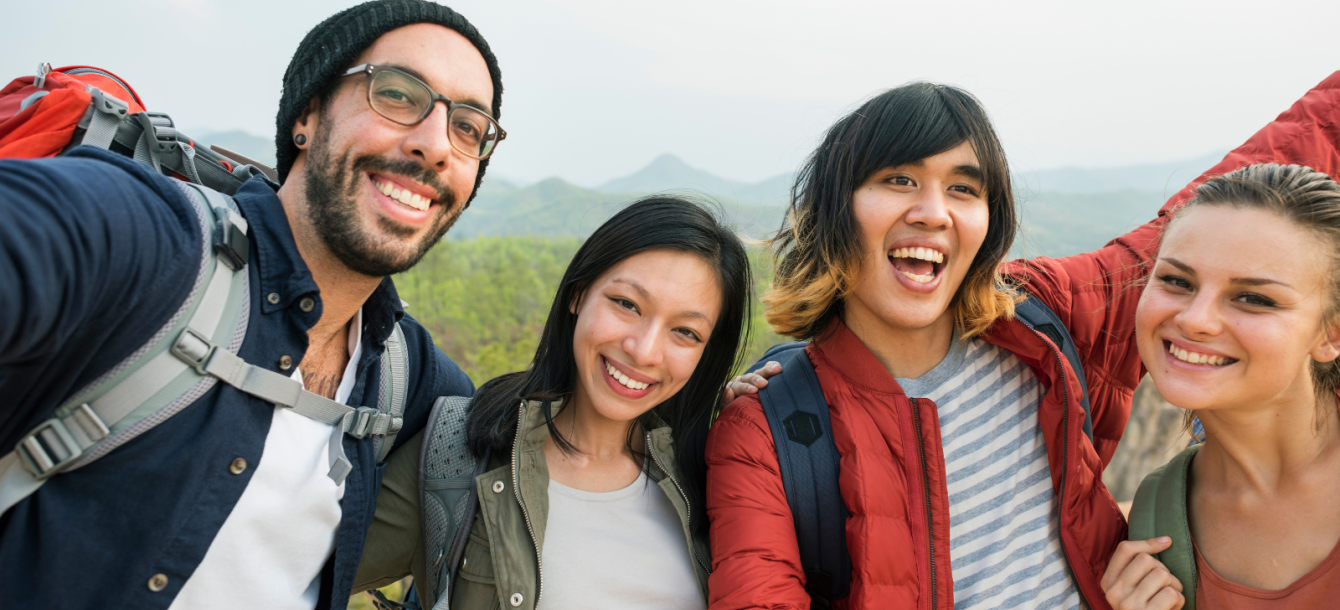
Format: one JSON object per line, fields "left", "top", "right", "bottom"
{"left": 897, "top": 333, "right": 1081, "bottom": 610}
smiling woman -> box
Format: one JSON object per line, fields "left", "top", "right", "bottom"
{"left": 1107, "top": 165, "right": 1340, "bottom": 610}
{"left": 353, "top": 196, "right": 752, "bottom": 610}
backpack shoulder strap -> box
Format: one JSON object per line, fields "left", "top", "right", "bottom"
{"left": 1012, "top": 293, "right": 1095, "bottom": 444}
{"left": 418, "top": 395, "right": 483, "bottom": 610}
{"left": 1129, "top": 444, "right": 1201, "bottom": 610}
{"left": 374, "top": 322, "right": 409, "bottom": 462}
{"left": 0, "top": 181, "right": 250, "bottom": 514}
{"left": 757, "top": 348, "right": 851, "bottom": 608}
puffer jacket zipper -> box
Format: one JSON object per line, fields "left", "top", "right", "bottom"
{"left": 512, "top": 401, "right": 544, "bottom": 606}
{"left": 646, "top": 432, "right": 712, "bottom": 575}
{"left": 910, "top": 398, "right": 938, "bottom": 609}
{"left": 1027, "top": 327, "right": 1091, "bottom": 609}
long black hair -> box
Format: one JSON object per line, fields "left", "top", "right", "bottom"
{"left": 466, "top": 195, "right": 751, "bottom": 537}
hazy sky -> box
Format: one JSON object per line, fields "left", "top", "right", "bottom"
{"left": 5, "top": 0, "right": 1338, "bottom": 187}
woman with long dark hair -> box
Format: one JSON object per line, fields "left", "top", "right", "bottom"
{"left": 354, "top": 195, "right": 751, "bottom": 610}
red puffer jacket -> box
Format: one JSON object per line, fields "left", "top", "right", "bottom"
{"left": 706, "top": 72, "right": 1340, "bottom": 610}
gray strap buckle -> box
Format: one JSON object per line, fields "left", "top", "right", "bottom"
{"left": 16, "top": 404, "right": 106, "bottom": 479}
{"left": 343, "top": 407, "right": 402, "bottom": 439}
{"left": 170, "top": 328, "right": 217, "bottom": 375}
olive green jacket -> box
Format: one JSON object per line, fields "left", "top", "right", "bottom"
{"left": 355, "top": 399, "right": 712, "bottom": 610}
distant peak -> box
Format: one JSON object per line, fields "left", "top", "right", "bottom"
{"left": 648, "top": 153, "right": 689, "bottom": 167}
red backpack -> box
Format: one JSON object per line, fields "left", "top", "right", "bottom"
{"left": 0, "top": 63, "right": 275, "bottom": 193}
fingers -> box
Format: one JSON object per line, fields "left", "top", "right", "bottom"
{"left": 755, "top": 361, "right": 782, "bottom": 380}
{"left": 1102, "top": 538, "right": 1173, "bottom": 591}
{"left": 1103, "top": 538, "right": 1182, "bottom": 610}
{"left": 719, "top": 362, "right": 786, "bottom": 407}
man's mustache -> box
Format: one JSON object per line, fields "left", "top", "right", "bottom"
{"left": 349, "top": 154, "right": 455, "bottom": 206}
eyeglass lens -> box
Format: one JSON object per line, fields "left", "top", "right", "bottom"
{"left": 367, "top": 68, "right": 501, "bottom": 159}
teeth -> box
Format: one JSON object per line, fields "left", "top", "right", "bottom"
{"left": 1169, "top": 344, "right": 1229, "bottom": 366}
{"left": 890, "top": 247, "right": 945, "bottom": 263}
{"left": 899, "top": 270, "right": 935, "bottom": 283}
{"left": 374, "top": 179, "right": 430, "bottom": 211}
{"left": 606, "top": 359, "right": 649, "bottom": 390}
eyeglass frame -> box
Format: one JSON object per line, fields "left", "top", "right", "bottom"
{"left": 339, "top": 63, "right": 507, "bottom": 160}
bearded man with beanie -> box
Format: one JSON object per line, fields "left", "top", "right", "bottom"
{"left": 0, "top": 2, "right": 503, "bottom": 608}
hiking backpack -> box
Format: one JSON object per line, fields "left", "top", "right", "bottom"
{"left": 363, "top": 395, "right": 490, "bottom": 610}
{"left": 0, "top": 64, "right": 410, "bottom": 515}
{"left": 1127, "top": 443, "right": 1201, "bottom": 610}
{"left": 750, "top": 294, "right": 1094, "bottom": 609}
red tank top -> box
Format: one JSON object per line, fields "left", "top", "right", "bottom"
{"left": 1195, "top": 537, "right": 1340, "bottom": 608}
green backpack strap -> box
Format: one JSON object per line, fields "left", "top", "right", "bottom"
{"left": 418, "top": 396, "right": 486, "bottom": 610}
{"left": 1129, "top": 443, "right": 1203, "bottom": 610}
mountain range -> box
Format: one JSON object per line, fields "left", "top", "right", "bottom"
{"left": 193, "top": 130, "right": 1218, "bottom": 257}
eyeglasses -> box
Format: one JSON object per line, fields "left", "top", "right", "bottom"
{"left": 340, "top": 63, "right": 506, "bottom": 160}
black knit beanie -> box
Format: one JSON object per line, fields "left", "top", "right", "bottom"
{"left": 275, "top": 0, "right": 503, "bottom": 203}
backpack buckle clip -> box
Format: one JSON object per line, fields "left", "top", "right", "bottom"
{"left": 171, "top": 328, "right": 217, "bottom": 375}
{"left": 213, "top": 207, "right": 250, "bottom": 271}
{"left": 343, "top": 407, "right": 399, "bottom": 439}
{"left": 17, "top": 417, "right": 82, "bottom": 479}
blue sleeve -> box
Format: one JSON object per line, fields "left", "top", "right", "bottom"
{"left": 0, "top": 148, "right": 201, "bottom": 367}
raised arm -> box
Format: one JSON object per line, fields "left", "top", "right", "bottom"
{"left": 1003, "top": 71, "right": 1340, "bottom": 462}
{"left": 706, "top": 396, "right": 811, "bottom": 610}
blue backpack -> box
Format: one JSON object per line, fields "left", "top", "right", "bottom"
{"left": 749, "top": 294, "right": 1093, "bottom": 609}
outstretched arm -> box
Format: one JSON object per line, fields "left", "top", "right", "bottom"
{"left": 1004, "top": 71, "right": 1340, "bottom": 461}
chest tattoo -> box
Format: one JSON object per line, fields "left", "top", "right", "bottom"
{"left": 303, "top": 372, "right": 341, "bottom": 400}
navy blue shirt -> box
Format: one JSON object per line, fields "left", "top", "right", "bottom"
{"left": 0, "top": 147, "right": 473, "bottom": 610}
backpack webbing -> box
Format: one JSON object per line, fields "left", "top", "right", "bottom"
{"left": 751, "top": 294, "right": 1093, "bottom": 608}
{"left": 0, "top": 181, "right": 412, "bottom": 515}
{"left": 1128, "top": 443, "right": 1201, "bottom": 610}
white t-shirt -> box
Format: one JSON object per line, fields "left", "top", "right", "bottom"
{"left": 537, "top": 471, "right": 705, "bottom": 610}
{"left": 168, "top": 309, "right": 363, "bottom": 610}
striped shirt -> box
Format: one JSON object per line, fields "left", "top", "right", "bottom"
{"left": 896, "top": 333, "right": 1081, "bottom": 610}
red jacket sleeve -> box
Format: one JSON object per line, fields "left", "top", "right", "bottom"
{"left": 706, "top": 396, "right": 811, "bottom": 610}
{"left": 1005, "top": 70, "right": 1340, "bottom": 462}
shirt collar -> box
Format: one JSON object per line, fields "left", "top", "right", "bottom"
{"left": 232, "top": 176, "right": 407, "bottom": 357}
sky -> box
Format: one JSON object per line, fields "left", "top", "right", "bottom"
{"left": 5, "top": 0, "right": 1338, "bottom": 187}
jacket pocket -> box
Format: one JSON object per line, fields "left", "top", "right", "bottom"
{"left": 452, "top": 532, "right": 501, "bottom": 610}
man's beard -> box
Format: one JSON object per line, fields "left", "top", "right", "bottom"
{"left": 302, "top": 125, "right": 464, "bottom": 277}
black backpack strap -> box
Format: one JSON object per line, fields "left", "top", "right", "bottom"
{"left": 757, "top": 349, "right": 851, "bottom": 608}
{"left": 1012, "top": 294, "right": 1094, "bottom": 444}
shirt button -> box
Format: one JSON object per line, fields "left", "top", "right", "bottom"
{"left": 510, "top": 592, "right": 523, "bottom": 607}
{"left": 266, "top": 292, "right": 281, "bottom": 305}
{"left": 492, "top": 481, "right": 505, "bottom": 494}
{"left": 278, "top": 355, "right": 293, "bottom": 370}
{"left": 148, "top": 573, "right": 169, "bottom": 592}
{"left": 299, "top": 297, "right": 316, "bottom": 312}
{"left": 229, "top": 458, "right": 247, "bottom": 475}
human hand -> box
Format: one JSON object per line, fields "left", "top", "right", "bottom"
{"left": 719, "top": 361, "right": 783, "bottom": 407}
{"left": 1100, "top": 537, "right": 1185, "bottom": 610}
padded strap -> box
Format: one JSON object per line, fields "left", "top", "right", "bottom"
{"left": 1013, "top": 294, "right": 1094, "bottom": 444}
{"left": 0, "top": 183, "right": 241, "bottom": 514}
{"left": 375, "top": 323, "right": 409, "bottom": 462}
{"left": 757, "top": 349, "right": 851, "bottom": 608}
